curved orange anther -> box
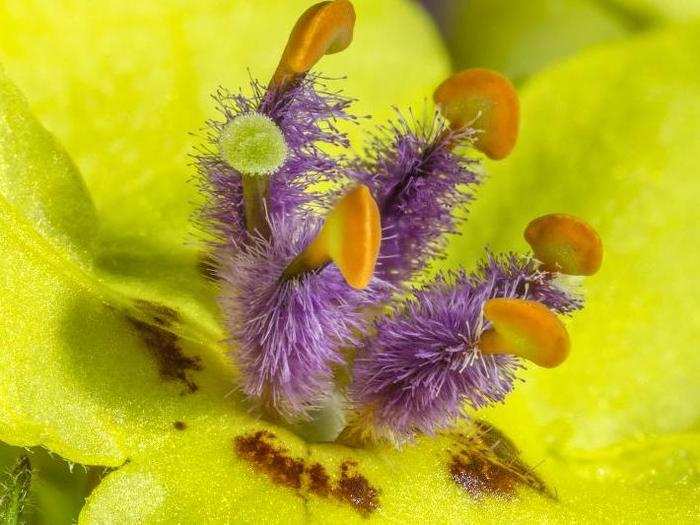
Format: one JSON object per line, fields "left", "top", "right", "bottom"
{"left": 283, "top": 185, "right": 381, "bottom": 289}
{"left": 271, "top": 0, "right": 356, "bottom": 88}
{"left": 525, "top": 213, "right": 603, "bottom": 276}
{"left": 433, "top": 68, "right": 519, "bottom": 160}
{"left": 479, "top": 298, "right": 570, "bottom": 368}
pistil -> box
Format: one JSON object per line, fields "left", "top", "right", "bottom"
{"left": 237, "top": 0, "right": 357, "bottom": 240}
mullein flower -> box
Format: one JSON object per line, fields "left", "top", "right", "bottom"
{"left": 197, "top": 0, "right": 604, "bottom": 438}
{"left": 2, "top": 0, "right": 695, "bottom": 520}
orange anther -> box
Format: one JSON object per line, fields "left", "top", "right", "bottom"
{"left": 283, "top": 185, "right": 381, "bottom": 289}
{"left": 433, "top": 68, "right": 519, "bottom": 160}
{"left": 271, "top": 0, "right": 356, "bottom": 88}
{"left": 479, "top": 298, "right": 570, "bottom": 368}
{"left": 524, "top": 213, "right": 603, "bottom": 276}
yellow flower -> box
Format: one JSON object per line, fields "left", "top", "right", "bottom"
{"left": 0, "top": 1, "right": 697, "bottom": 522}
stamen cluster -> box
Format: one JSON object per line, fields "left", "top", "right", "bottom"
{"left": 196, "top": 0, "right": 602, "bottom": 445}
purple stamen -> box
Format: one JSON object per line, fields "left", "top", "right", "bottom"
{"left": 349, "top": 112, "right": 480, "bottom": 286}
{"left": 219, "top": 216, "right": 389, "bottom": 420}
{"left": 348, "top": 253, "right": 582, "bottom": 441}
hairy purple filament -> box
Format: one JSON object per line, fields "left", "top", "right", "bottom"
{"left": 219, "top": 217, "right": 388, "bottom": 420}
{"left": 349, "top": 113, "right": 480, "bottom": 287}
{"left": 349, "top": 253, "right": 582, "bottom": 440}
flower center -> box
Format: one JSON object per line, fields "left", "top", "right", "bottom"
{"left": 196, "top": 0, "right": 603, "bottom": 448}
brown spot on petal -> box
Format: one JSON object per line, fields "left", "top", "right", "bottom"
{"left": 127, "top": 316, "right": 202, "bottom": 394}
{"left": 235, "top": 431, "right": 305, "bottom": 489}
{"left": 448, "top": 420, "right": 556, "bottom": 500}
{"left": 334, "top": 460, "right": 380, "bottom": 517}
{"left": 450, "top": 450, "right": 518, "bottom": 497}
{"left": 173, "top": 421, "right": 187, "bottom": 431}
{"left": 234, "top": 431, "right": 380, "bottom": 517}
{"left": 134, "top": 299, "right": 180, "bottom": 327}
{"left": 307, "top": 462, "right": 332, "bottom": 497}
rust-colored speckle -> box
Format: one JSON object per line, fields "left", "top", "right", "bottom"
{"left": 235, "top": 431, "right": 305, "bottom": 489}
{"left": 447, "top": 420, "right": 556, "bottom": 500}
{"left": 173, "top": 421, "right": 187, "bottom": 431}
{"left": 307, "top": 462, "right": 331, "bottom": 497}
{"left": 450, "top": 451, "right": 519, "bottom": 497}
{"left": 334, "top": 460, "right": 380, "bottom": 517}
{"left": 127, "top": 317, "right": 202, "bottom": 394}
{"left": 234, "top": 431, "right": 380, "bottom": 517}
{"left": 134, "top": 299, "right": 180, "bottom": 326}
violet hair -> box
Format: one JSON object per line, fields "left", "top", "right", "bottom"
{"left": 349, "top": 112, "right": 480, "bottom": 287}
{"left": 348, "top": 253, "right": 582, "bottom": 441}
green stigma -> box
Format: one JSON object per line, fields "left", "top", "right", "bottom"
{"left": 219, "top": 112, "right": 288, "bottom": 175}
